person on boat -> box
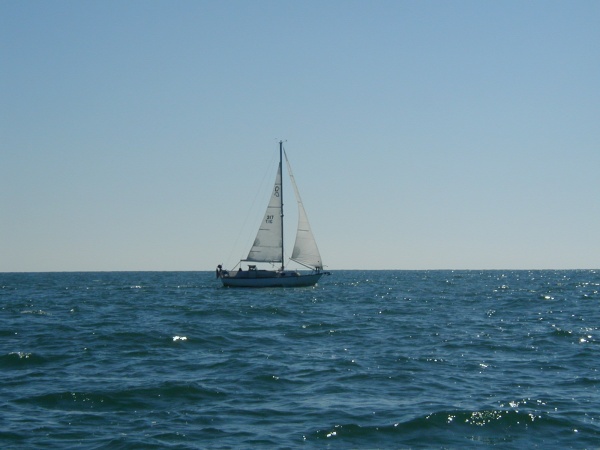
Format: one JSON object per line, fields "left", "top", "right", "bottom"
{"left": 216, "top": 265, "right": 222, "bottom": 279}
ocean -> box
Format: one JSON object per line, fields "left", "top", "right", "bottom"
{"left": 1, "top": 270, "right": 599, "bottom": 449}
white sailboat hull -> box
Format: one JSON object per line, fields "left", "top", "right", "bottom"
{"left": 220, "top": 270, "right": 324, "bottom": 288}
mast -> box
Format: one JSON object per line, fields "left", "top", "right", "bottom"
{"left": 279, "top": 140, "right": 284, "bottom": 270}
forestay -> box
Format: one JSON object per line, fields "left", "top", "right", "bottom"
{"left": 285, "top": 151, "right": 323, "bottom": 270}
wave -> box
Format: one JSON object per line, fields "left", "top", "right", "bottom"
{"left": 306, "top": 407, "right": 600, "bottom": 447}
{"left": 1, "top": 352, "right": 47, "bottom": 367}
{"left": 15, "top": 381, "right": 227, "bottom": 411}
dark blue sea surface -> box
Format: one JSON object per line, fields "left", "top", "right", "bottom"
{"left": 1, "top": 270, "right": 599, "bottom": 448}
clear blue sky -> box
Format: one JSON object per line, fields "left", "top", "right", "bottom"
{"left": 1, "top": 0, "right": 598, "bottom": 271}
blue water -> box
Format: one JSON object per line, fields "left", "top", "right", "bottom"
{"left": 1, "top": 270, "right": 599, "bottom": 448}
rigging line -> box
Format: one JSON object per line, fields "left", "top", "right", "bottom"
{"left": 224, "top": 149, "right": 278, "bottom": 268}
{"left": 281, "top": 147, "right": 302, "bottom": 267}
{"left": 281, "top": 145, "right": 299, "bottom": 265}
{"left": 290, "top": 259, "right": 317, "bottom": 270}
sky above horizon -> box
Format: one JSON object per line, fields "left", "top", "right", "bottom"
{"left": 2, "top": 1, "right": 599, "bottom": 272}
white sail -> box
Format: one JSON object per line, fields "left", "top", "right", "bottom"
{"left": 246, "top": 164, "right": 283, "bottom": 262}
{"left": 285, "top": 152, "right": 323, "bottom": 269}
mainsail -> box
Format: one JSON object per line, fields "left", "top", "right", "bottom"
{"left": 285, "top": 151, "right": 323, "bottom": 270}
{"left": 246, "top": 164, "right": 283, "bottom": 263}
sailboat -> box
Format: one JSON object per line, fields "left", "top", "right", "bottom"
{"left": 217, "top": 141, "right": 329, "bottom": 287}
